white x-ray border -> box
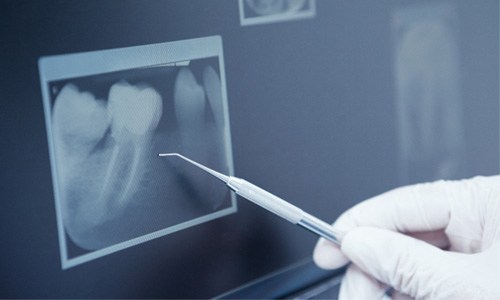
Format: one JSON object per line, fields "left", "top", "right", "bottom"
{"left": 239, "top": 0, "right": 316, "bottom": 26}
{"left": 38, "top": 36, "right": 236, "bottom": 269}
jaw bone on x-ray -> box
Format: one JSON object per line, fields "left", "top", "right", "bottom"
{"left": 393, "top": 4, "right": 465, "bottom": 184}
{"left": 39, "top": 36, "right": 235, "bottom": 268}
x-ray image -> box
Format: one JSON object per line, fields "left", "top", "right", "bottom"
{"left": 239, "top": 0, "right": 315, "bottom": 26}
{"left": 393, "top": 4, "right": 466, "bottom": 184}
{"left": 39, "top": 36, "right": 235, "bottom": 268}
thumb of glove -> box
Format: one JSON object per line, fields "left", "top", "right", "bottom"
{"left": 341, "top": 227, "right": 479, "bottom": 299}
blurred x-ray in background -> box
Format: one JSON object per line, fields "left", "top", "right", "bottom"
{"left": 239, "top": 0, "right": 316, "bottom": 26}
{"left": 393, "top": 3, "right": 466, "bottom": 184}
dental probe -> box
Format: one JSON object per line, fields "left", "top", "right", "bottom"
{"left": 159, "top": 153, "right": 340, "bottom": 246}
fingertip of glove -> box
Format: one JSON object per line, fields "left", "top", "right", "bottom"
{"left": 313, "top": 238, "right": 348, "bottom": 270}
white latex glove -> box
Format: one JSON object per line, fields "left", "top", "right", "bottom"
{"left": 313, "top": 176, "right": 500, "bottom": 299}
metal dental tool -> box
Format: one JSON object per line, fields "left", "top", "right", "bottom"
{"left": 159, "top": 153, "right": 340, "bottom": 245}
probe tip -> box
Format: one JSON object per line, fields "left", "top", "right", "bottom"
{"left": 158, "top": 153, "right": 178, "bottom": 157}
{"left": 158, "top": 152, "right": 229, "bottom": 183}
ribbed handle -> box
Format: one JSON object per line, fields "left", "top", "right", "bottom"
{"left": 227, "top": 177, "right": 303, "bottom": 224}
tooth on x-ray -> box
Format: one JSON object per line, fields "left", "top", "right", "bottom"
{"left": 52, "top": 81, "right": 163, "bottom": 249}
{"left": 175, "top": 68, "right": 206, "bottom": 138}
{"left": 203, "top": 66, "right": 225, "bottom": 129}
{"left": 52, "top": 84, "right": 108, "bottom": 156}
{"left": 173, "top": 67, "right": 228, "bottom": 210}
{"left": 103, "top": 81, "right": 162, "bottom": 205}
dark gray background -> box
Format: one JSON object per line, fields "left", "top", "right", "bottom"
{"left": 0, "top": 0, "right": 498, "bottom": 298}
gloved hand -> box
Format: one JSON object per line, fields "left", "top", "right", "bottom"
{"left": 313, "top": 176, "right": 500, "bottom": 299}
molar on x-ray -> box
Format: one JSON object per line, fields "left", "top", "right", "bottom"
{"left": 239, "top": 0, "right": 316, "bottom": 26}
{"left": 393, "top": 4, "right": 465, "bottom": 184}
{"left": 39, "top": 36, "right": 235, "bottom": 268}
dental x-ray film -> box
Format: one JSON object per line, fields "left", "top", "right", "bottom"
{"left": 239, "top": 0, "right": 316, "bottom": 26}
{"left": 392, "top": 3, "right": 466, "bottom": 184}
{"left": 38, "top": 36, "right": 236, "bottom": 269}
